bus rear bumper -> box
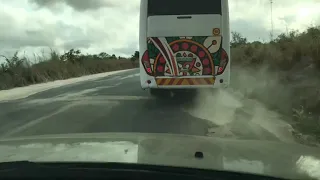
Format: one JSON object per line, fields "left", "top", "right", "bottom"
{"left": 141, "top": 76, "right": 228, "bottom": 89}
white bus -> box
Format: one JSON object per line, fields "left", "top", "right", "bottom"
{"left": 139, "top": 0, "right": 230, "bottom": 96}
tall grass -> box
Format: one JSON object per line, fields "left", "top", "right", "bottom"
{"left": 230, "top": 26, "right": 320, "bottom": 145}
{"left": 0, "top": 49, "right": 139, "bottom": 90}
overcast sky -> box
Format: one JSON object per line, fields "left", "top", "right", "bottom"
{"left": 0, "top": 0, "right": 319, "bottom": 62}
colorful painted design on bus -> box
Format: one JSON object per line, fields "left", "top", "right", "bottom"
{"left": 141, "top": 36, "right": 228, "bottom": 77}
{"left": 156, "top": 77, "right": 215, "bottom": 86}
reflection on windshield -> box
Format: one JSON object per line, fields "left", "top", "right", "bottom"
{"left": 296, "top": 156, "right": 320, "bottom": 180}
{"left": 0, "top": 142, "right": 139, "bottom": 163}
{"left": 223, "top": 158, "right": 265, "bottom": 174}
{"left": 0, "top": 138, "right": 319, "bottom": 180}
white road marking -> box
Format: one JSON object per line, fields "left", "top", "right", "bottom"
{"left": 21, "top": 83, "right": 124, "bottom": 105}
{"left": 2, "top": 84, "right": 151, "bottom": 137}
{"left": 120, "top": 73, "right": 140, "bottom": 80}
{"left": 2, "top": 98, "right": 124, "bottom": 137}
{"left": 95, "top": 76, "right": 122, "bottom": 83}
{"left": 2, "top": 104, "right": 75, "bottom": 138}
{"left": 0, "top": 69, "right": 135, "bottom": 102}
{"left": 24, "top": 95, "right": 152, "bottom": 105}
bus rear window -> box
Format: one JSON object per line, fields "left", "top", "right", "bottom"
{"left": 147, "top": 0, "right": 222, "bottom": 16}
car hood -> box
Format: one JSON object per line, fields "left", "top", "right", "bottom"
{"left": 0, "top": 133, "right": 319, "bottom": 180}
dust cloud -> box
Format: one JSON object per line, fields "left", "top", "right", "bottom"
{"left": 183, "top": 65, "right": 295, "bottom": 143}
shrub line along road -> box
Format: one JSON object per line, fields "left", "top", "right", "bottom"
{"left": 0, "top": 69, "right": 295, "bottom": 143}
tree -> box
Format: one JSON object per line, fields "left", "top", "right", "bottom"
{"left": 131, "top": 51, "right": 139, "bottom": 62}
{"left": 98, "top": 52, "right": 110, "bottom": 59}
{"left": 231, "top": 31, "right": 247, "bottom": 48}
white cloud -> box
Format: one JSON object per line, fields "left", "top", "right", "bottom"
{"left": 0, "top": 0, "right": 319, "bottom": 62}
{"left": 230, "top": 0, "right": 320, "bottom": 41}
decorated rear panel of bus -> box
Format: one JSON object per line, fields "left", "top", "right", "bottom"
{"left": 139, "top": 0, "right": 230, "bottom": 89}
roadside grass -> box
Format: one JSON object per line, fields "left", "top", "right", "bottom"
{"left": 230, "top": 26, "right": 320, "bottom": 146}
{"left": 0, "top": 49, "right": 139, "bottom": 90}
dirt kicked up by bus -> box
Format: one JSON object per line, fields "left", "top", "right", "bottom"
{"left": 139, "top": 0, "right": 231, "bottom": 96}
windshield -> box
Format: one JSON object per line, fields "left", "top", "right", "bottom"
{"left": 0, "top": 0, "right": 320, "bottom": 180}
{"left": 147, "top": 0, "right": 222, "bottom": 16}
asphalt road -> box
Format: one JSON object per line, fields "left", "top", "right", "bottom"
{"left": 0, "top": 69, "right": 295, "bottom": 143}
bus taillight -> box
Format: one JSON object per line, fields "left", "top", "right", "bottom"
{"left": 217, "top": 49, "right": 229, "bottom": 75}
{"left": 141, "top": 50, "right": 153, "bottom": 76}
